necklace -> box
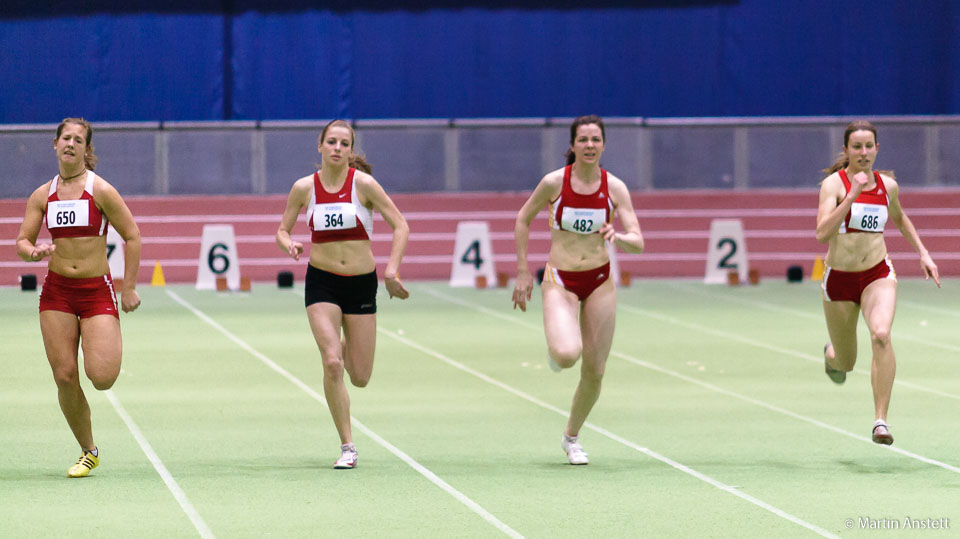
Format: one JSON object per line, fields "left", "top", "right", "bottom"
{"left": 59, "top": 169, "right": 87, "bottom": 182}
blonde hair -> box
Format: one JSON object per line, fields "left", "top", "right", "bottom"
{"left": 318, "top": 120, "right": 372, "bottom": 173}
{"left": 55, "top": 117, "right": 98, "bottom": 170}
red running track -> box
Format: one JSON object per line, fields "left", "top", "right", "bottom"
{"left": 2, "top": 189, "right": 958, "bottom": 286}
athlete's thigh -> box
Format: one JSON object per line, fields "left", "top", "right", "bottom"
{"left": 78, "top": 314, "right": 122, "bottom": 380}
{"left": 342, "top": 313, "right": 376, "bottom": 377}
{"left": 822, "top": 298, "right": 860, "bottom": 352}
{"left": 579, "top": 279, "right": 616, "bottom": 366}
{"left": 859, "top": 278, "right": 897, "bottom": 337}
{"left": 40, "top": 310, "right": 81, "bottom": 372}
{"left": 306, "top": 302, "right": 344, "bottom": 359}
{"left": 541, "top": 281, "right": 582, "bottom": 352}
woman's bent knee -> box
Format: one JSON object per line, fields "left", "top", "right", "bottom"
{"left": 90, "top": 375, "right": 118, "bottom": 391}
{"left": 348, "top": 373, "right": 370, "bottom": 388}
{"left": 549, "top": 345, "right": 581, "bottom": 368}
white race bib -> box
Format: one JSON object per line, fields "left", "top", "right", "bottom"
{"left": 560, "top": 207, "right": 605, "bottom": 234}
{"left": 47, "top": 199, "right": 90, "bottom": 228}
{"left": 849, "top": 202, "right": 887, "bottom": 232}
{"left": 313, "top": 203, "right": 357, "bottom": 231}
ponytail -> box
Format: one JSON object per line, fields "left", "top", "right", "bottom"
{"left": 822, "top": 152, "right": 848, "bottom": 176}
{"left": 349, "top": 155, "right": 373, "bottom": 174}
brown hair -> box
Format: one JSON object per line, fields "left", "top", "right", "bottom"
{"left": 55, "top": 117, "right": 98, "bottom": 170}
{"left": 564, "top": 115, "right": 606, "bottom": 166}
{"left": 822, "top": 120, "right": 894, "bottom": 178}
{"left": 318, "top": 120, "right": 372, "bottom": 173}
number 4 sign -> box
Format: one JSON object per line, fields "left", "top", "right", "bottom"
{"left": 704, "top": 218, "right": 749, "bottom": 284}
{"left": 196, "top": 224, "right": 241, "bottom": 290}
{"left": 106, "top": 225, "right": 125, "bottom": 279}
{"left": 449, "top": 221, "right": 497, "bottom": 287}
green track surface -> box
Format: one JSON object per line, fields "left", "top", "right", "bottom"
{"left": 2, "top": 279, "right": 958, "bottom": 538}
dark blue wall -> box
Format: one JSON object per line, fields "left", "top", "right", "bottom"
{"left": 2, "top": 1, "right": 958, "bottom": 122}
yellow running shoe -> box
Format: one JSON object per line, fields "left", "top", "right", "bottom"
{"left": 68, "top": 450, "right": 99, "bottom": 478}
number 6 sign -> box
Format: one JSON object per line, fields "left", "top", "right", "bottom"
{"left": 196, "top": 224, "right": 241, "bottom": 290}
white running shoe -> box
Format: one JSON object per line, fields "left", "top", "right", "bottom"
{"left": 872, "top": 422, "right": 894, "bottom": 445}
{"left": 547, "top": 354, "right": 562, "bottom": 373}
{"left": 561, "top": 434, "right": 589, "bottom": 465}
{"left": 333, "top": 444, "right": 358, "bottom": 469}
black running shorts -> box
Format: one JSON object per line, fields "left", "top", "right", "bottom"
{"left": 304, "top": 264, "right": 378, "bottom": 315}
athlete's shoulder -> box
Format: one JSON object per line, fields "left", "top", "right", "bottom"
{"left": 292, "top": 174, "right": 315, "bottom": 190}
{"left": 27, "top": 182, "right": 52, "bottom": 211}
{"left": 604, "top": 170, "right": 628, "bottom": 190}
{"left": 819, "top": 171, "right": 844, "bottom": 191}
{"left": 877, "top": 172, "right": 898, "bottom": 189}
{"left": 33, "top": 180, "right": 53, "bottom": 198}
{"left": 541, "top": 167, "right": 566, "bottom": 187}
{"left": 286, "top": 175, "right": 316, "bottom": 206}
{"left": 352, "top": 168, "right": 377, "bottom": 187}
{"left": 91, "top": 172, "right": 112, "bottom": 192}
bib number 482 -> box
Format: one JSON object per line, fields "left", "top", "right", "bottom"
{"left": 572, "top": 219, "right": 594, "bottom": 233}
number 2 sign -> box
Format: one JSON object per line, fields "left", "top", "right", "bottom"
{"left": 704, "top": 219, "right": 750, "bottom": 284}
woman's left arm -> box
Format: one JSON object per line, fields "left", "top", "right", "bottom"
{"left": 96, "top": 178, "right": 143, "bottom": 311}
{"left": 887, "top": 179, "right": 940, "bottom": 287}
{"left": 358, "top": 174, "right": 410, "bottom": 299}
{"left": 601, "top": 176, "right": 644, "bottom": 254}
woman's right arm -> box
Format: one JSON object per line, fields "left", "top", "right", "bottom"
{"left": 815, "top": 173, "right": 866, "bottom": 244}
{"left": 512, "top": 174, "right": 559, "bottom": 311}
{"left": 16, "top": 185, "right": 54, "bottom": 262}
{"left": 277, "top": 178, "right": 308, "bottom": 260}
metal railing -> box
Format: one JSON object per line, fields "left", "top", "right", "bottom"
{"left": 3, "top": 115, "right": 959, "bottom": 198}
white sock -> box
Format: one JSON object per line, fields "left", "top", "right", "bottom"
{"left": 88, "top": 447, "right": 98, "bottom": 457}
{"left": 341, "top": 443, "right": 356, "bottom": 452}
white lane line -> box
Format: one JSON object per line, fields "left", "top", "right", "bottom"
{"left": 166, "top": 289, "right": 522, "bottom": 539}
{"left": 104, "top": 389, "right": 215, "bottom": 539}
{"left": 899, "top": 299, "right": 960, "bottom": 318}
{"left": 423, "top": 285, "right": 960, "bottom": 477}
{"left": 659, "top": 284, "right": 960, "bottom": 400}
{"left": 420, "top": 287, "right": 541, "bottom": 331}
{"left": 607, "top": 350, "right": 960, "bottom": 475}
{"left": 379, "top": 327, "right": 839, "bottom": 539}
{"left": 668, "top": 282, "right": 960, "bottom": 353}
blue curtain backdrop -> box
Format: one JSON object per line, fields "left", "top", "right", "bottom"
{"left": 1, "top": 0, "right": 958, "bottom": 122}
